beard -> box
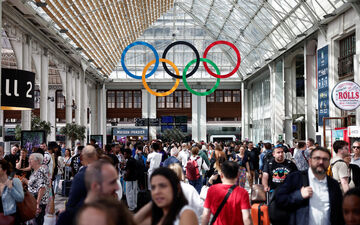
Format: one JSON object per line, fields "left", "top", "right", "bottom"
{"left": 311, "top": 165, "right": 326, "bottom": 175}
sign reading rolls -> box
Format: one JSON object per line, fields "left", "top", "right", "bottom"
{"left": 331, "top": 81, "right": 360, "bottom": 111}
{"left": 1, "top": 68, "right": 35, "bottom": 110}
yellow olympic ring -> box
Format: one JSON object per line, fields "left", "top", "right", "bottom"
{"left": 142, "top": 59, "right": 180, "bottom": 97}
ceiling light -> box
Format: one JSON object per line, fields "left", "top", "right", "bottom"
{"left": 296, "top": 33, "right": 306, "bottom": 38}
{"left": 323, "top": 13, "right": 336, "bottom": 19}
{"left": 35, "top": 1, "right": 47, "bottom": 7}
{"left": 59, "top": 29, "right": 68, "bottom": 33}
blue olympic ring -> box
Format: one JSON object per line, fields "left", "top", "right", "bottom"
{"left": 121, "top": 41, "right": 159, "bottom": 79}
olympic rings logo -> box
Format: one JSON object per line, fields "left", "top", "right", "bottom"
{"left": 120, "top": 40, "right": 241, "bottom": 96}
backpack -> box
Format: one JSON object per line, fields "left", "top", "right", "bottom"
{"left": 263, "top": 151, "right": 274, "bottom": 166}
{"left": 327, "top": 159, "right": 345, "bottom": 177}
{"left": 186, "top": 156, "right": 200, "bottom": 181}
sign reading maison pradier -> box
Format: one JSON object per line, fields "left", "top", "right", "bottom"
{"left": 331, "top": 81, "right": 360, "bottom": 111}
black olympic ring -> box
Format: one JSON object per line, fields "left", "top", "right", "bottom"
{"left": 161, "top": 41, "right": 200, "bottom": 79}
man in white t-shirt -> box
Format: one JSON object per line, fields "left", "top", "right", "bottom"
{"left": 178, "top": 143, "right": 190, "bottom": 169}
{"left": 331, "top": 140, "right": 350, "bottom": 193}
{"left": 146, "top": 142, "right": 162, "bottom": 189}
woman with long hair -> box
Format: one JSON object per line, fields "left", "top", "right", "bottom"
{"left": 64, "top": 149, "right": 72, "bottom": 178}
{"left": 134, "top": 167, "right": 198, "bottom": 225}
{"left": 234, "top": 146, "right": 250, "bottom": 188}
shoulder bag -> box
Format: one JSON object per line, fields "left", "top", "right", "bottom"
{"left": 209, "top": 185, "right": 237, "bottom": 225}
{"left": 16, "top": 184, "right": 37, "bottom": 222}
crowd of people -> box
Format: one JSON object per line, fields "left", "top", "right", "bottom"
{"left": 0, "top": 138, "right": 359, "bottom": 225}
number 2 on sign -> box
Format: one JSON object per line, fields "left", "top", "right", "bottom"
{"left": 5, "top": 79, "right": 33, "bottom": 98}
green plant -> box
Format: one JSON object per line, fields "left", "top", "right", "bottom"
{"left": 60, "top": 123, "right": 86, "bottom": 143}
{"left": 14, "top": 116, "right": 52, "bottom": 140}
{"left": 31, "top": 116, "right": 51, "bottom": 136}
{"left": 162, "top": 127, "right": 186, "bottom": 143}
{"left": 15, "top": 125, "right": 21, "bottom": 140}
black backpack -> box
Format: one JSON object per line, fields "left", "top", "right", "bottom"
{"left": 263, "top": 151, "right": 274, "bottom": 166}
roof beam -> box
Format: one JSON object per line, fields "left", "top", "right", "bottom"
{"left": 177, "top": 2, "right": 244, "bottom": 79}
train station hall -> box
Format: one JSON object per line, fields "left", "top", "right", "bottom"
{"left": 0, "top": 0, "right": 360, "bottom": 225}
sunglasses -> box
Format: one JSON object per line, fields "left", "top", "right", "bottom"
{"left": 353, "top": 146, "right": 360, "bottom": 149}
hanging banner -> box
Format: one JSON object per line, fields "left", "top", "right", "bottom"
{"left": 1, "top": 68, "right": 35, "bottom": 110}
{"left": 317, "top": 46, "right": 329, "bottom": 126}
{"left": 331, "top": 81, "right": 360, "bottom": 110}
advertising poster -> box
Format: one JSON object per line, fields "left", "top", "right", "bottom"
{"left": 317, "top": 45, "right": 329, "bottom": 126}
{"left": 331, "top": 81, "right": 360, "bottom": 110}
{"left": 21, "top": 131, "right": 46, "bottom": 153}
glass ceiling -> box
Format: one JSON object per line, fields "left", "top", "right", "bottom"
{"left": 26, "top": 0, "right": 346, "bottom": 79}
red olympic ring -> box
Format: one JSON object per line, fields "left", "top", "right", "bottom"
{"left": 202, "top": 40, "right": 241, "bottom": 79}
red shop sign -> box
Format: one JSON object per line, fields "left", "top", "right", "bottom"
{"left": 331, "top": 81, "right": 360, "bottom": 111}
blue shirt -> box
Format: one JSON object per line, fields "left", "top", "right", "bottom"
{"left": 1, "top": 178, "right": 24, "bottom": 215}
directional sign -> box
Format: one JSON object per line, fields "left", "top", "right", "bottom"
{"left": 135, "top": 118, "right": 160, "bottom": 126}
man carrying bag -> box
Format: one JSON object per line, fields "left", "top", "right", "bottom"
{"left": 201, "top": 161, "right": 252, "bottom": 225}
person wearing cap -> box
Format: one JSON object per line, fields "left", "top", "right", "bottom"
{"left": 262, "top": 146, "right": 298, "bottom": 192}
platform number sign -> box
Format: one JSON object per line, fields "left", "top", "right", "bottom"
{"left": 1, "top": 68, "right": 35, "bottom": 110}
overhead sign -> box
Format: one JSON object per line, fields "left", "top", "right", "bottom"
{"left": 135, "top": 118, "right": 160, "bottom": 126}
{"left": 1, "top": 68, "right": 35, "bottom": 110}
{"left": 317, "top": 46, "right": 329, "bottom": 126}
{"left": 113, "top": 128, "right": 148, "bottom": 136}
{"left": 331, "top": 81, "right": 360, "bottom": 111}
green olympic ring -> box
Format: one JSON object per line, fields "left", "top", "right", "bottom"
{"left": 183, "top": 58, "right": 220, "bottom": 96}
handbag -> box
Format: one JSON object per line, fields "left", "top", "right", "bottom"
{"left": 0, "top": 213, "right": 15, "bottom": 225}
{"left": 43, "top": 214, "right": 57, "bottom": 225}
{"left": 250, "top": 184, "right": 266, "bottom": 203}
{"left": 210, "top": 185, "right": 237, "bottom": 225}
{"left": 16, "top": 186, "right": 37, "bottom": 222}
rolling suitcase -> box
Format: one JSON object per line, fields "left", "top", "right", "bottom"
{"left": 61, "top": 169, "right": 72, "bottom": 197}
{"left": 251, "top": 203, "right": 270, "bottom": 225}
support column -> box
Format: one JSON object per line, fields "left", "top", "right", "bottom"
{"left": 11, "top": 34, "right": 32, "bottom": 130}
{"left": 75, "top": 73, "right": 81, "bottom": 125}
{"left": 192, "top": 89, "right": 207, "bottom": 142}
{"left": 99, "top": 84, "right": 107, "bottom": 145}
{"left": 48, "top": 88, "right": 56, "bottom": 141}
{"left": 355, "top": 17, "right": 360, "bottom": 126}
{"left": 142, "top": 89, "right": 156, "bottom": 140}
{"left": 241, "top": 82, "right": 248, "bottom": 140}
{"left": 269, "top": 60, "right": 285, "bottom": 143}
{"left": 305, "top": 40, "right": 317, "bottom": 139}
{"left": 81, "top": 77, "right": 87, "bottom": 127}
{"left": 65, "top": 68, "right": 73, "bottom": 147}
{"left": 81, "top": 62, "right": 88, "bottom": 128}
{"left": 284, "top": 64, "right": 293, "bottom": 144}
{"left": 89, "top": 85, "right": 98, "bottom": 135}
{"left": 39, "top": 49, "right": 49, "bottom": 122}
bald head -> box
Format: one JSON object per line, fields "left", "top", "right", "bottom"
{"left": 82, "top": 145, "right": 98, "bottom": 165}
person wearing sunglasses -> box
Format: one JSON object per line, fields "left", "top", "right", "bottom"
{"left": 351, "top": 141, "right": 360, "bottom": 168}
